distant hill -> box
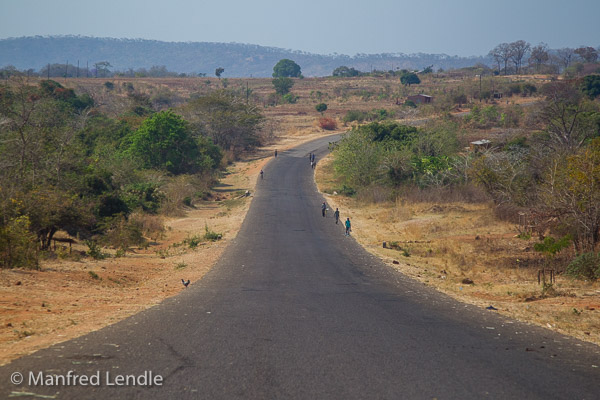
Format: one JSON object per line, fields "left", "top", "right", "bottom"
{"left": 0, "top": 36, "right": 492, "bottom": 77}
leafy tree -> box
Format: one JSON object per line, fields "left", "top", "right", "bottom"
{"left": 272, "top": 77, "right": 294, "bottom": 95}
{"left": 126, "top": 110, "right": 202, "bottom": 174}
{"left": 272, "top": 59, "right": 301, "bottom": 78}
{"left": 400, "top": 72, "right": 420, "bottom": 86}
{"left": 333, "top": 128, "right": 386, "bottom": 188}
{"left": 581, "top": 75, "right": 600, "bottom": 99}
{"left": 215, "top": 67, "right": 224, "bottom": 78}
{"left": 94, "top": 61, "right": 112, "bottom": 78}
{"left": 315, "top": 103, "right": 327, "bottom": 114}
{"left": 332, "top": 66, "right": 361, "bottom": 77}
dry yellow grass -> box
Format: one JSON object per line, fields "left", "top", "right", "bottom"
{"left": 315, "top": 154, "right": 600, "bottom": 346}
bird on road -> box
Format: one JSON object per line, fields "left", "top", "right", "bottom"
{"left": 182, "top": 279, "right": 190, "bottom": 288}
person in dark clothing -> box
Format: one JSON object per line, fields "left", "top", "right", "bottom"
{"left": 322, "top": 202, "right": 327, "bottom": 217}
{"left": 260, "top": 169, "right": 263, "bottom": 179}
{"left": 274, "top": 149, "right": 278, "bottom": 157}
{"left": 334, "top": 208, "right": 340, "bottom": 224}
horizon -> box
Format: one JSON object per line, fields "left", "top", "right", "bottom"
{"left": 2, "top": 0, "right": 599, "bottom": 58}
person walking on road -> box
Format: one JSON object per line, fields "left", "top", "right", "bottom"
{"left": 334, "top": 208, "right": 340, "bottom": 224}
{"left": 260, "top": 169, "right": 264, "bottom": 179}
{"left": 345, "top": 217, "right": 351, "bottom": 236}
{"left": 274, "top": 149, "right": 278, "bottom": 157}
{"left": 322, "top": 202, "right": 327, "bottom": 217}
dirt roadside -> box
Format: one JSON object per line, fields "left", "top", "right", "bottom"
{"left": 0, "top": 130, "right": 341, "bottom": 366}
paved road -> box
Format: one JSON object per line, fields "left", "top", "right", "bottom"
{"left": 1, "top": 135, "right": 600, "bottom": 399}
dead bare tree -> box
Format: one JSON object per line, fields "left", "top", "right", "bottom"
{"left": 509, "top": 40, "right": 531, "bottom": 74}
{"left": 489, "top": 43, "right": 513, "bottom": 75}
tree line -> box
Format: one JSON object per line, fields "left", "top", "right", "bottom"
{"left": 489, "top": 41, "right": 599, "bottom": 75}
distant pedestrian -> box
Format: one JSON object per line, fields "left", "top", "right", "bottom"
{"left": 345, "top": 218, "right": 351, "bottom": 236}
{"left": 260, "top": 169, "right": 264, "bottom": 179}
{"left": 334, "top": 208, "right": 340, "bottom": 224}
{"left": 274, "top": 149, "right": 278, "bottom": 157}
{"left": 311, "top": 161, "right": 315, "bottom": 169}
{"left": 311, "top": 153, "right": 315, "bottom": 163}
{"left": 322, "top": 202, "right": 327, "bottom": 217}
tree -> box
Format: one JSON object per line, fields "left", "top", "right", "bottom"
{"left": 400, "top": 72, "right": 420, "bottom": 86}
{"left": 272, "top": 59, "right": 301, "bottom": 78}
{"left": 272, "top": 77, "right": 294, "bottom": 95}
{"left": 315, "top": 103, "right": 327, "bottom": 114}
{"left": 332, "top": 66, "right": 361, "bottom": 77}
{"left": 539, "top": 82, "right": 600, "bottom": 153}
{"left": 126, "top": 110, "right": 202, "bottom": 174}
{"left": 529, "top": 43, "right": 549, "bottom": 72}
{"left": 575, "top": 47, "right": 599, "bottom": 63}
{"left": 581, "top": 75, "right": 600, "bottom": 99}
{"left": 94, "top": 61, "right": 112, "bottom": 78}
{"left": 333, "top": 127, "right": 386, "bottom": 188}
{"left": 541, "top": 138, "right": 600, "bottom": 252}
{"left": 509, "top": 40, "right": 530, "bottom": 74}
{"left": 556, "top": 48, "right": 575, "bottom": 71}
{"left": 185, "top": 90, "right": 264, "bottom": 158}
{"left": 215, "top": 67, "right": 224, "bottom": 79}
{"left": 489, "top": 43, "right": 513, "bottom": 75}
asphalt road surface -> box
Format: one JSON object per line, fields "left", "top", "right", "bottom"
{"left": 2, "top": 135, "right": 600, "bottom": 399}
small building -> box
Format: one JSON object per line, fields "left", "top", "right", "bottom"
{"left": 469, "top": 139, "right": 492, "bottom": 151}
{"left": 406, "top": 94, "right": 433, "bottom": 104}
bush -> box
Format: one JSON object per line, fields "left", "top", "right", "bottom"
{"left": 316, "top": 103, "right": 328, "bottom": 114}
{"left": 85, "top": 240, "right": 107, "bottom": 260}
{"left": 203, "top": 224, "right": 222, "bottom": 241}
{"left": 318, "top": 117, "right": 338, "bottom": 130}
{"left": 0, "top": 216, "right": 39, "bottom": 269}
{"left": 282, "top": 93, "right": 298, "bottom": 104}
{"left": 566, "top": 252, "right": 600, "bottom": 280}
{"left": 343, "top": 110, "right": 369, "bottom": 124}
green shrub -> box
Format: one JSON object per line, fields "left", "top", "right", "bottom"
{"left": 183, "top": 235, "right": 203, "bottom": 248}
{"left": 282, "top": 93, "right": 298, "bottom": 104}
{"left": 343, "top": 110, "right": 369, "bottom": 123}
{"left": 203, "top": 224, "right": 222, "bottom": 241}
{"left": 566, "top": 252, "right": 600, "bottom": 280}
{"left": 0, "top": 216, "right": 39, "bottom": 269}
{"left": 85, "top": 240, "right": 107, "bottom": 260}
{"left": 88, "top": 271, "right": 101, "bottom": 280}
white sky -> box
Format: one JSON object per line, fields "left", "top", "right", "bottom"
{"left": 1, "top": 0, "right": 599, "bottom": 56}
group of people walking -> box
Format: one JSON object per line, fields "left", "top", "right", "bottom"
{"left": 322, "top": 202, "right": 351, "bottom": 236}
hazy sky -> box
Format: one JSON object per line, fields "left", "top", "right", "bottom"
{"left": 2, "top": 0, "right": 599, "bottom": 56}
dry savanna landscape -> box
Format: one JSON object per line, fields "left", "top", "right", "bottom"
{"left": 1, "top": 64, "right": 600, "bottom": 366}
